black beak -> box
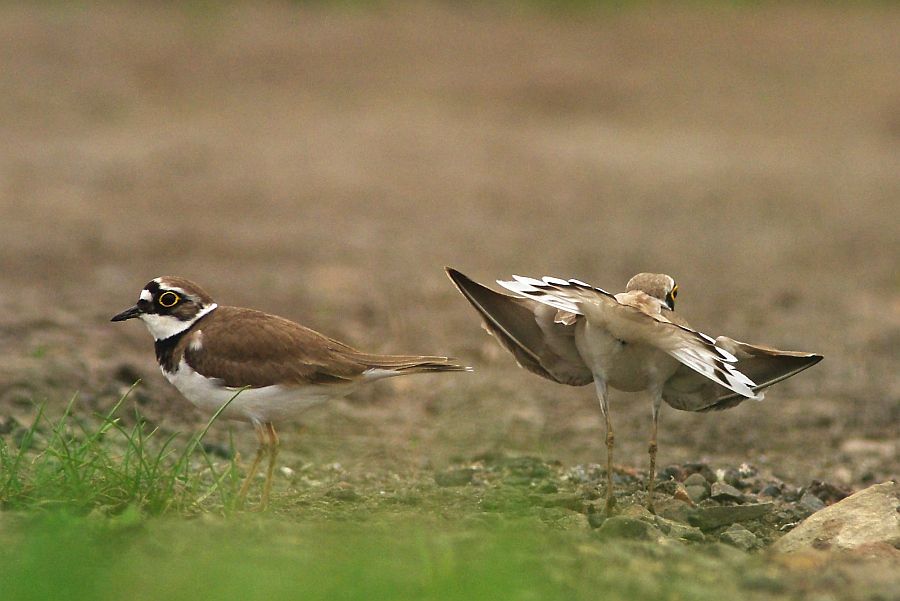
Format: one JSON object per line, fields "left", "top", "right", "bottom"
{"left": 111, "top": 305, "right": 142, "bottom": 322}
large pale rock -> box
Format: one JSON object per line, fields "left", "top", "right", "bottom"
{"left": 773, "top": 481, "right": 900, "bottom": 553}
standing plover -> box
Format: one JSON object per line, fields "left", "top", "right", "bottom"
{"left": 112, "top": 276, "right": 470, "bottom": 508}
{"left": 446, "top": 268, "right": 821, "bottom": 513}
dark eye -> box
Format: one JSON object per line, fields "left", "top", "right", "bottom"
{"left": 672, "top": 285, "right": 678, "bottom": 299}
{"left": 158, "top": 291, "right": 180, "bottom": 308}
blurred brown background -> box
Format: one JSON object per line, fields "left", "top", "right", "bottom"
{"left": 1, "top": 2, "right": 897, "bottom": 486}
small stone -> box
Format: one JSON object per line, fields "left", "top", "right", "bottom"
{"left": 782, "top": 487, "right": 802, "bottom": 502}
{"left": 653, "top": 515, "right": 705, "bottom": 542}
{"left": 279, "top": 466, "right": 295, "bottom": 478}
{"left": 722, "top": 468, "right": 743, "bottom": 487}
{"left": 652, "top": 478, "right": 679, "bottom": 496}
{"left": 720, "top": 524, "right": 761, "bottom": 551}
{"left": 690, "top": 503, "right": 774, "bottom": 531}
{"left": 655, "top": 498, "right": 698, "bottom": 524}
{"left": 806, "top": 480, "right": 851, "bottom": 504}
{"left": 685, "top": 486, "right": 708, "bottom": 502}
{"left": 435, "top": 468, "right": 475, "bottom": 487}
{"left": 759, "top": 484, "right": 782, "bottom": 498}
{"left": 683, "top": 462, "right": 717, "bottom": 483}
{"left": 711, "top": 482, "right": 746, "bottom": 503}
{"left": 799, "top": 491, "right": 826, "bottom": 513}
{"left": 620, "top": 504, "right": 655, "bottom": 520}
{"left": 595, "top": 516, "right": 664, "bottom": 541}
{"left": 587, "top": 513, "right": 607, "bottom": 529}
{"left": 683, "top": 473, "right": 709, "bottom": 488}
{"left": 684, "top": 473, "right": 710, "bottom": 502}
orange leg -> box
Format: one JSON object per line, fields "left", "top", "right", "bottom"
{"left": 259, "top": 422, "right": 280, "bottom": 510}
{"left": 238, "top": 421, "right": 269, "bottom": 508}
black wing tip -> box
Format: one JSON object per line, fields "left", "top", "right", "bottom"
{"left": 445, "top": 266, "right": 471, "bottom": 287}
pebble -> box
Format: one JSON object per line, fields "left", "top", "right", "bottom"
{"left": 653, "top": 515, "right": 705, "bottom": 543}
{"left": 587, "top": 513, "right": 607, "bottom": 529}
{"left": 689, "top": 503, "right": 774, "bottom": 531}
{"left": 806, "top": 480, "right": 850, "bottom": 504}
{"left": 798, "top": 491, "right": 826, "bottom": 513}
{"left": 683, "top": 462, "right": 717, "bottom": 483}
{"left": 683, "top": 473, "right": 710, "bottom": 503}
{"left": 759, "top": 484, "right": 782, "bottom": 498}
{"left": 595, "top": 516, "right": 664, "bottom": 542}
{"left": 710, "top": 482, "right": 746, "bottom": 503}
{"left": 655, "top": 498, "right": 697, "bottom": 525}
{"left": 719, "top": 524, "right": 761, "bottom": 551}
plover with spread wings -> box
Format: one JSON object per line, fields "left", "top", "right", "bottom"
{"left": 446, "top": 268, "right": 821, "bottom": 513}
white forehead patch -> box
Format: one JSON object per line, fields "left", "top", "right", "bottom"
{"left": 140, "top": 289, "right": 153, "bottom": 302}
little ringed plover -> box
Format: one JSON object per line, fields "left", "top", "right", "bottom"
{"left": 112, "top": 276, "right": 471, "bottom": 508}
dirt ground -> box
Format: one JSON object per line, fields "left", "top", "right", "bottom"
{"left": 1, "top": 2, "right": 897, "bottom": 490}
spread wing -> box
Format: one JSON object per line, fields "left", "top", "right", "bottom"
{"left": 662, "top": 337, "right": 823, "bottom": 412}
{"left": 496, "top": 275, "right": 760, "bottom": 399}
{"left": 446, "top": 268, "right": 592, "bottom": 386}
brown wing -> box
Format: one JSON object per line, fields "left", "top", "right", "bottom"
{"left": 446, "top": 268, "right": 592, "bottom": 386}
{"left": 183, "top": 306, "right": 372, "bottom": 388}
{"left": 662, "top": 336, "right": 823, "bottom": 412}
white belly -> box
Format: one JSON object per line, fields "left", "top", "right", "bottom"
{"left": 575, "top": 321, "right": 679, "bottom": 392}
{"left": 163, "top": 359, "right": 356, "bottom": 424}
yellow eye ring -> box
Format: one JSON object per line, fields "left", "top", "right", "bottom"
{"left": 672, "top": 285, "right": 678, "bottom": 299}
{"left": 158, "top": 291, "right": 180, "bottom": 308}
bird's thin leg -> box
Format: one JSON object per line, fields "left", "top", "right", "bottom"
{"left": 646, "top": 392, "right": 663, "bottom": 514}
{"left": 238, "top": 420, "right": 268, "bottom": 507}
{"left": 594, "top": 377, "right": 615, "bottom": 514}
{"left": 259, "top": 422, "right": 280, "bottom": 511}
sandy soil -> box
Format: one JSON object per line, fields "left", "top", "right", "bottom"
{"left": 1, "top": 2, "right": 897, "bottom": 488}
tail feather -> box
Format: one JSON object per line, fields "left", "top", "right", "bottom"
{"left": 355, "top": 353, "right": 472, "bottom": 377}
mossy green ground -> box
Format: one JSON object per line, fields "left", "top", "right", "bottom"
{"left": 1, "top": 398, "right": 894, "bottom": 601}
{"left": 0, "top": 511, "right": 800, "bottom": 601}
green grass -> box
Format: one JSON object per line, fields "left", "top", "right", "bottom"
{"left": 0, "top": 383, "right": 242, "bottom": 515}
